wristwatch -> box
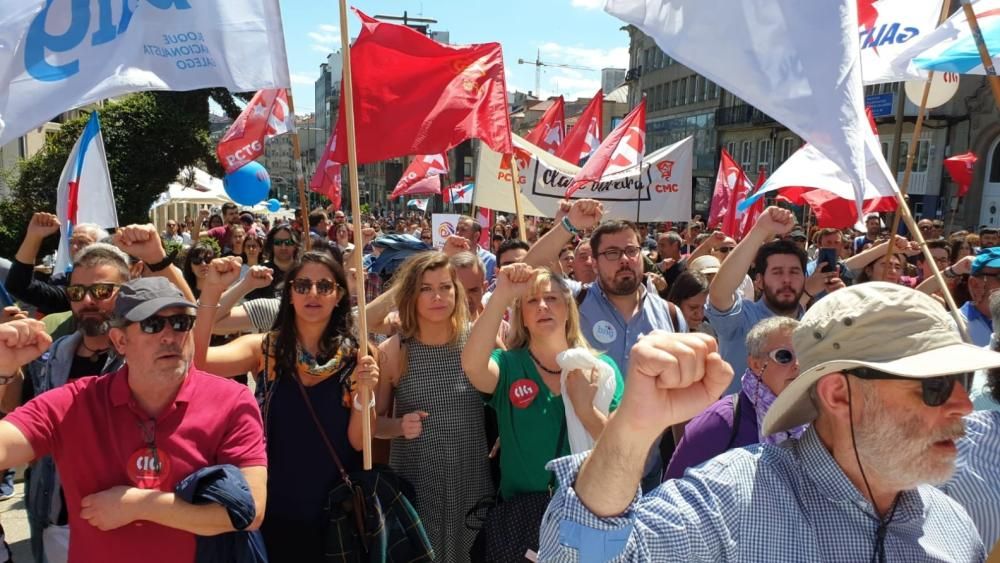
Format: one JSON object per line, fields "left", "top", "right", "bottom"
{"left": 146, "top": 248, "right": 179, "bottom": 272}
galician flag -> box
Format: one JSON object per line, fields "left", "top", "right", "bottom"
{"left": 448, "top": 183, "right": 475, "bottom": 205}
{"left": 55, "top": 112, "right": 118, "bottom": 274}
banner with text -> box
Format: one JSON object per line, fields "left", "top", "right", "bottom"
{"left": 475, "top": 134, "right": 693, "bottom": 222}
{"left": 0, "top": 0, "right": 290, "bottom": 147}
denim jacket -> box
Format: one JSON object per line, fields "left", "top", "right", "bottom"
{"left": 23, "top": 332, "right": 122, "bottom": 537}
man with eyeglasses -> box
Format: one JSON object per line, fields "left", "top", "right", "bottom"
{"left": 665, "top": 316, "right": 801, "bottom": 480}
{"left": 0, "top": 243, "right": 131, "bottom": 562}
{"left": 540, "top": 283, "right": 992, "bottom": 562}
{"left": 954, "top": 247, "right": 1000, "bottom": 347}
{"left": 915, "top": 239, "right": 951, "bottom": 284}
{"left": 0, "top": 277, "right": 267, "bottom": 563}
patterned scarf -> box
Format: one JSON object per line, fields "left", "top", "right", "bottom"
{"left": 264, "top": 333, "right": 358, "bottom": 408}
{"left": 740, "top": 368, "right": 808, "bottom": 445}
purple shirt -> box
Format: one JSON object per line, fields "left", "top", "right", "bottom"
{"left": 664, "top": 390, "right": 759, "bottom": 480}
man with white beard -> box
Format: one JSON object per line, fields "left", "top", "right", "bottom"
{"left": 539, "top": 283, "right": 992, "bottom": 562}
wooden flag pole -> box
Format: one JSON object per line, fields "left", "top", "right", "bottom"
{"left": 337, "top": 0, "right": 372, "bottom": 470}
{"left": 883, "top": 0, "right": 952, "bottom": 266}
{"left": 285, "top": 90, "right": 313, "bottom": 252}
{"left": 508, "top": 159, "right": 527, "bottom": 241}
{"left": 961, "top": 0, "right": 1000, "bottom": 110}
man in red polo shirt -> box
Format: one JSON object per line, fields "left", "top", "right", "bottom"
{"left": 0, "top": 278, "right": 267, "bottom": 563}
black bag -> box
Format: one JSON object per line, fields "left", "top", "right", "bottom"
{"left": 263, "top": 343, "right": 434, "bottom": 563}
{"left": 469, "top": 420, "right": 567, "bottom": 562}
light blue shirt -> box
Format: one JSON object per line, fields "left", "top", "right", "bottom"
{"left": 706, "top": 295, "right": 802, "bottom": 394}
{"left": 960, "top": 302, "right": 993, "bottom": 348}
{"left": 476, "top": 245, "right": 497, "bottom": 284}
{"left": 946, "top": 410, "right": 1000, "bottom": 550}
{"left": 570, "top": 281, "right": 685, "bottom": 375}
{"left": 539, "top": 427, "right": 985, "bottom": 562}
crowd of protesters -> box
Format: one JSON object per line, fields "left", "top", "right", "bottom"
{"left": 0, "top": 198, "right": 999, "bottom": 562}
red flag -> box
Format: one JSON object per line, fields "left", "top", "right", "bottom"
{"left": 565, "top": 99, "right": 645, "bottom": 198}
{"left": 476, "top": 207, "right": 493, "bottom": 247}
{"left": 738, "top": 168, "right": 767, "bottom": 239}
{"left": 556, "top": 91, "right": 603, "bottom": 165}
{"left": 524, "top": 97, "right": 565, "bottom": 155}
{"left": 707, "top": 148, "right": 754, "bottom": 237}
{"left": 332, "top": 10, "right": 512, "bottom": 164}
{"left": 778, "top": 187, "right": 897, "bottom": 229}
{"left": 310, "top": 131, "right": 343, "bottom": 208}
{"left": 943, "top": 152, "right": 978, "bottom": 197}
{"left": 217, "top": 89, "right": 293, "bottom": 173}
{"left": 390, "top": 154, "right": 449, "bottom": 199}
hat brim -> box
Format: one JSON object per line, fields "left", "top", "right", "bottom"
{"left": 762, "top": 342, "right": 1000, "bottom": 436}
{"left": 123, "top": 298, "right": 197, "bottom": 322}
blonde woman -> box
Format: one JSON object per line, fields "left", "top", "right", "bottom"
{"left": 461, "top": 264, "right": 624, "bottom": 559}
{"left": 375, "top": 251, "right": 492, "bottom": 563}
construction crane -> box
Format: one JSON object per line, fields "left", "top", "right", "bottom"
{"left": 518, "top": 50, "right": 596, "bottom": 95}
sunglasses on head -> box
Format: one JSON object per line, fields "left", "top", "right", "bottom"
{"left": 768, "top": 348, "right": 795, "bottom": 365}
{"left": 291, "top": 278, "right": 338, "bottom": 296}
{"left": 847, "top": 367, "right": 972, "bottom": 407}
{"left": 273, "top": 238, "right": 297, "bottom": 247}
{"left": 136, "top": 314, "right": 196, "bottom": 334}
{"left": 66, "top": 283, "right": 119, "bottom": 302}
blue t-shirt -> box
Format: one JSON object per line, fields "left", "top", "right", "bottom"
{"left": 960, "top": 301, "right": 993, "bottom": 347}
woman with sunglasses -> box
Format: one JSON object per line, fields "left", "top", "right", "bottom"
{"left": 374, "top": 252, "right": 493, "bottom": 563}
{"left": 248, "top": 225, "right": 299, "bottom": 300}
{"left": 193, "top": 252, "right": 379, "bottom": 562}
{"left": 181, "top": 242, "right": 217, "bottom": 300}
{"left": 665, "top": 316, "right": 802, "bottom": 480}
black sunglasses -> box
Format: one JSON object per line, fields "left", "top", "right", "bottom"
{"left": 66, "top": 283, "right": 119, "bottom": 302}
{"left": 848, "top": 367, "right": 972, "bottom": 407}
{"left": 291, "top": 278, "right": 338, "bottom": 296}
{"left": 137, "top": 314, "right": 196, "bottom": 334}
{"left": 273, "top": 238, "right": 297, "bottom": 247}
{"left": 768, "top": 348, "right": 795, "bottom": 365}
{"left": 190, "top": 254, "right": 215, "bottom": 266}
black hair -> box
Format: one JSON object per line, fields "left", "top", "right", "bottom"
{"left": 667, "top": 270, "right": 709, "bottom": 306}
{"left": 221, "top": 202, "right": 238, "bottom": 214}
{"left": 264, "top": 223, "right": 300, "bottom": 261}
{"left": 497, "top": 238, "right": 530, "bottom": 262}
{"left": 916, "top": 239, "right": 949, "bottom": 263}
{"left": 589, "top": 220, "right": 640, "bottom": 256}
{"left": 753, "top": 239, "right": 808, "bottom": 278}
{"left": 270, "top": 252, "right": 356, "bottom": 383}
{"left": 182, "top": 242, "right": 217, "bottom": 299}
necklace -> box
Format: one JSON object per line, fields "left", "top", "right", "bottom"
{"left": 528, "top": 348, "right": 561, "bottom": 375}
{"left": 80, "top": 340, "right": 110, "bottom": 357}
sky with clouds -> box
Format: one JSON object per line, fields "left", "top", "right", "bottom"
{"left": 279, "top": 0, "right": 631, "bottom": 115}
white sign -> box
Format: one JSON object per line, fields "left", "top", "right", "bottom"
{"left": 904, "top": 72, "right": 959, "bottom": 109}
{"left": 431, "top": 214, "right": 461, "bottom": 249}
{"left": 0, "top": 0, "right": 291, "bottom": 147}
{"left": 475, "top": 134, "right": 693, "bottom": 222}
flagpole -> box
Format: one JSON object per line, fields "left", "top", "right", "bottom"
{"left": 284, "top": 90, "right": 313, "bottom": 252}
{"left": 508, "top": 160, "right": 527, "bottom": 242}
{"left": 961, "top": 0, "right": 1000, "bottom": 110}
{"left": 883, "top": 0, "right": 952, "bottom": 268}
{"left": 338, "top": 0, "right": 373, "bottom": 470}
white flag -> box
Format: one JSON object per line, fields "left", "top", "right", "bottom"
{"left": 0, "top": 0, "right": 290, "bottom": 147}
{"left": 859, "top": 0, "right": 945, "bottom": 84}
{"left": 605, "top": 0, "right": 876, "bottom": 214}
{"left": 55, "top": 112, "right": 118, "bottom": 274}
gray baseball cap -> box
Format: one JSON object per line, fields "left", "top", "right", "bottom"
{"left": 113, "top": 278, "right": 196, "bottom": 322}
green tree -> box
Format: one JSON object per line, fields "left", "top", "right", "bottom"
{"left": 0, "top": 89, "right": 249, "bottom": 258}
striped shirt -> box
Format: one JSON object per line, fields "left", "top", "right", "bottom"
{"left": 946, "top": 410, "right": 1000, "bottom": 549}
{"left": 538, "top": 427, "right": 984, "bottom": 562}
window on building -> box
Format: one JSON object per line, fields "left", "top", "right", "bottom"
{"left": 757, "top": 139, "right": 773, "bottom": 174}
{"left": 726, "top": 141, "right": 737, "bottom": 158}
{"left": 741, "top": 140, "right": 753, "bottom": 170}
{"left": 670, "top": 81, "right": 679, "bottom": 107}
{"left": 644, "top": 48, "right": 652, "bottom": 70}
{"left": 779, "top": 137, "right": 797, "bottom": 164}
{"left": 693, "top": 76, "right": 704, "bottom": 102}
{"left": 659, "top": 84, "right": 669, "bottom": 110}
{"left": 703, "top": 79, "right": 712, "bottom": 101}
{"left": 686, "top": 78, "right": 696, "bottom": 104}
{"left": 678, "top": 78, "right": 687, "bottom": 106}
{"left": 464, "top": 156, "right": 473, "bottom": 178}
{"left": 897, "top": 141, "right": 909, "bottom": 173}
{"left": 990, "top": 142, "right": 1000, "bottom": 183}
{"left": 915, "top": 140, "right": 930, "bottom": 172}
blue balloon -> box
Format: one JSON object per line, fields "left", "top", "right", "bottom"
{"left": 223, "top": 162, "right": 271, "bottom": 206}
{"left": 267, "top": 198, "right": 281, "bottom": 213}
